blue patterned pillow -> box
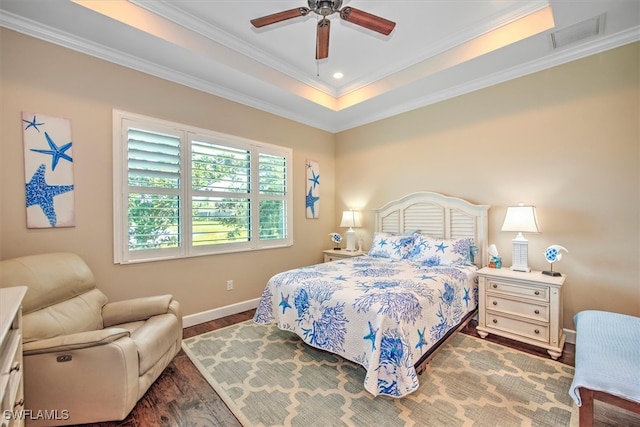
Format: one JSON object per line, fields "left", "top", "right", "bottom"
{"left": 368, "top": 232, "right": 414, "bottom": 260}
{"left": 409, "top": 234, "right": 474, "bottom": 266}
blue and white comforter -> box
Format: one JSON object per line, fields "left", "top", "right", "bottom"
{"left": 254, "top": 255, "right": 478, "bottom": 398}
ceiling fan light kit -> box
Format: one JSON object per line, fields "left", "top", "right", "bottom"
{"left": 251, "top": 1, "right": 396, "bottom": 60}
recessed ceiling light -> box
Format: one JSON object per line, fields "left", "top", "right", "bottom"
{"left": 333, "top": 72, "right": 344, "bottom": 79}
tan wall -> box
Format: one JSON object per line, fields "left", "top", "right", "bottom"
{"left": 0, "top": 29, "right": 336, "bottom": 316}
{"left": 335, "top": 43, "right": 640, "bottom": 328}
{"left": 2, "top": 28, "right": 639, "bottom": 329}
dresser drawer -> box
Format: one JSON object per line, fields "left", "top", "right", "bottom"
{"left": 485, "top": 312, "right": 550, "bottom": 343}
{"left": 486, "top": 279, "right": 549, "bottom": 302}
{"left": 486, "top": 295, "right": 549, "bottom": 322}
{"left": 1, "top": 329, "right": 23, "bottom": 427}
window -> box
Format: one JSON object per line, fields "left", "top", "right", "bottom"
{"left": 113, "top": 110, "right": 292, "bottom": 264}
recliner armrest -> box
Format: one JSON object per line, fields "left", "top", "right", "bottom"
{"left": 23, "top": 328, "right": 130, "bottom": 355}
{"left": 102, "top": 294, "right": 174, "bottom": 327}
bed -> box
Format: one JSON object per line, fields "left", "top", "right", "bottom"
{"left": 254, "top": 192, "right": 490, "bottom": 398}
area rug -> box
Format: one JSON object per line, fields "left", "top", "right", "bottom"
{"left": 182, "top": 320, "right": 577, "bottom": 427}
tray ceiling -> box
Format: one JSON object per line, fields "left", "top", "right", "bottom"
{"left": 1, "top": 0, "right": 638, "bottom": 132}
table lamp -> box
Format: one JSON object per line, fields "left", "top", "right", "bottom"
{"left": 340, "top": 209, "right": 362, "bottom": 252}
{"left": 501, "top": 203, "right": 539, "bottom": 272}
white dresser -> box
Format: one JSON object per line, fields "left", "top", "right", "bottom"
{"left": 476, "top": 268, "right": 566, "bottom": 359}
{"left": 0, "top": 286, "right": 27, "bottom": 427}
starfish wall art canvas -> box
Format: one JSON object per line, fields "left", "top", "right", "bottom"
{"left": 306, "top": 159, "right": 320, "bottom": 219}
{"left": 22, "top": 112, "right": 75, "bottom": 228}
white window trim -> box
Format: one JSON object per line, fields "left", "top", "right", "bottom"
{"left": 113, "top": 109, "right": 293, "bottom": 264}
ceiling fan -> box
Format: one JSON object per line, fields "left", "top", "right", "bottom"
{"left": 250, "top": 1, "right": 396, "bottom": 60}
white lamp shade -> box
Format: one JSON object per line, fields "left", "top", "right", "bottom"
{"left": 340, "top": 210, "right": 362, "bottom": 228}
{"left": 501, "top": 205, "right": 540, "bottom": 233}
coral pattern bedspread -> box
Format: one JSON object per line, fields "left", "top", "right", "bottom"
{"left": 254, "top": 255, "right": 478, "bottom": 398}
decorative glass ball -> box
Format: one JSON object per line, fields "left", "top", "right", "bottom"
{"left": 545, "top": 247, "right": 559, "bottom": 262}
{"left": 544, "top": 245, "right": 567, "bottom": 263}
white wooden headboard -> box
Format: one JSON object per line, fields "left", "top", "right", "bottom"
{"left": 373, "top": 192, "right": 490, "bottom": 267}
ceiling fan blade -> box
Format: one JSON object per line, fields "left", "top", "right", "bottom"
{"left": 251, "top": 7, "right": 310, "bottom": 28}
{"left": 316, "top": 19, "right": 330, "bottom": 60}
{"left": 339, "top": 7, "right": 396, "bottom": 35}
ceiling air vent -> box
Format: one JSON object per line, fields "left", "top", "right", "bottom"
{"left": 549, "top": 14, "right": 605, "bottom": 49}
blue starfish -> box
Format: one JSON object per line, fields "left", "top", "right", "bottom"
{"left": 23, "top": 115, "right": 45, "bottom": 132}
{"left": 26, "top": 164, "right": 74, "bottom": 227}
{"left": 306, "top": 186, "right": 319, "bottom": 218}
{"left": 435, "top": 242, "right": 448, "bottom": 253}
{"left": 415, "top": 327, "right": 428, "bottom": 352}
{"left": 308, "top": 169, "right": 320, "bottom": 188}
{"left": 363, "top": 321, "right": 378, "bottom": 350}
{"left": 30, "top": 131, "right": 73, "bottom": 171}
{"left": 279, "top": 293, "right": 292, "bottom": 314}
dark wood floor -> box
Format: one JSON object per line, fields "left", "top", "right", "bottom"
{"left": 74, "top": 309, "right": 638, "bottom": 427}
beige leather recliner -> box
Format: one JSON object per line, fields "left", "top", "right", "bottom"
{"left": 0, "top": 252, "right": 183, "bottom": 426}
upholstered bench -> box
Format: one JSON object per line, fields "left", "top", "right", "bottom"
{"left": 569, "top": 310, "right": 640, "bottom": 426}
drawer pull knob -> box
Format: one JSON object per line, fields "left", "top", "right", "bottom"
{"left": 492, "top": 284, "right": 498, "bottom": 289}
{"left": 14, "top": 398, "right": 24, "bottom": 408}
{"left": 57, "top": 354, "right": 73, "bottom": 363}
{"left": 534, "top": 329, "right": 540, "bottom": 334}
{"left": 534, "top": 309, "right": 540, "bottom": 314}
{"left": 493, "top": 319, "right": 498, "bottom": 324}
{"left": 492, "top": 301, "right": 498, "bottom": 306}
{"left": 534, "top": 291, "right": 540, "bottom": 296}
{"left": 9, "top": 362, "right": 20, "bottom": 373}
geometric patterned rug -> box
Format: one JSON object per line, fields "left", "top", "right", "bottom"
{"left": 182, "top": 320, "right": 578, "bottom": 427}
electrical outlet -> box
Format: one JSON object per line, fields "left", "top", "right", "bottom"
{"left": 226, "top": 280, "right": 233, "bottom": 291}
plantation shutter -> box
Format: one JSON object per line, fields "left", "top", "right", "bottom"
{"left": 191, "top": 139, "right": 251, "bottom": 247}
{"left": 114, "top": 110, "right": 292, "bottom": 263}
{"left": 128, "top": 129, "right": 181, "bottom": 188}
{"left": 126, "top": 127, "right": 182, "bottom": 252}
{"left": 258, "top": 152, "right": 288, "bottom": 241}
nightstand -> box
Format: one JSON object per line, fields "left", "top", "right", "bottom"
{"left": 323, "top": 249, "right": 364, "bottom": 262}
{"left": 476, "top": 267, "right": 566, "bottom": 359}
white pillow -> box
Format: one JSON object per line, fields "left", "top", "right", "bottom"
{"left": 409, "top": 234, "right": 473, "bottom": 266}
{"left": 368, "top": 232, "right": 414, "bottom": 260}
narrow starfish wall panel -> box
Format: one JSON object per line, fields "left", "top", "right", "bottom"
{"left": 22, "top": 112, "right": 75, "bottom": 228}
{"left": 306, "top": 160, "right": 320, "bottom": 219}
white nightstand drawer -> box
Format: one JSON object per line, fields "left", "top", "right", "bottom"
{"left": 486, "top": 295, "right": 549, "bottom": 322}
{"left": 486, "top": 279, "right": 549, "bottom": 302}
{"left": 486, "top": 312, "right": 550, "bottom": 343}
{"left": 323, "top": 250, "right": 364, "bottom": 262}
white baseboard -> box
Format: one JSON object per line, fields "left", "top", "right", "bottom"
{"left": 564, "top": 328, "right": 576, "bottom": 345}
{"left": 183, "top": 298, "right": 260, "bottom": 328}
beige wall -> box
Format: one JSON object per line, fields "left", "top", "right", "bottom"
{"left": 2, "top": 29, "right": 639, "bottom": 329}
{"left": 0, "top": 29, "right": 336, "bottom": 316}
{"left": 335, "top": 43, "right": 640, "bottom": 328}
